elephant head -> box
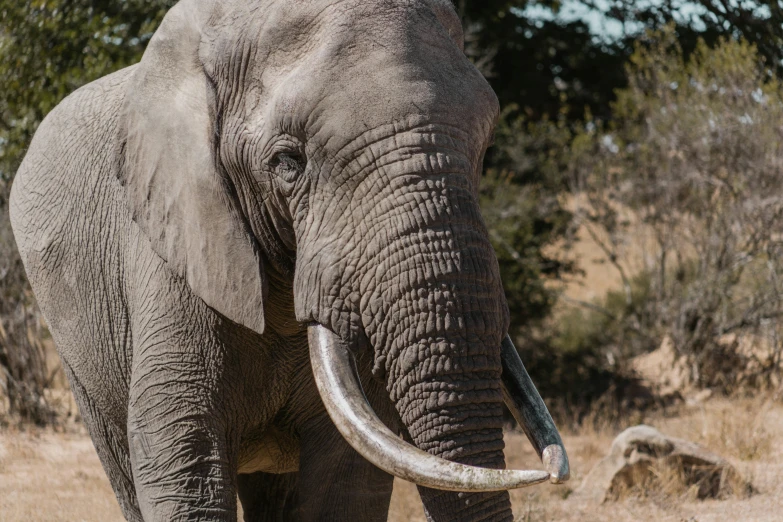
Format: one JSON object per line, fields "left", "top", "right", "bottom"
{"left": 119, "top": 0, "right": 568, "bottom": 518}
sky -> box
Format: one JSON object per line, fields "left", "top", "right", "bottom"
{"left": 518, "top": 0, "right": 774, "bottom": 42}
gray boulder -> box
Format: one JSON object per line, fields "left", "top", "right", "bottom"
{"left": 574, "top": 425, "right": 749, "bottom": 502}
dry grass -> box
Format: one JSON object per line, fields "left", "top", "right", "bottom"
{"left": 386, "top": 395, "right": 783, "bottom": 522}
{"left": 688, "top": 400, "right": 774, "bottom": 463}
{"left": 3, "top": 396, "right": 780, "bottom": 521}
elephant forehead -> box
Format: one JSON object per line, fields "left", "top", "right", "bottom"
{"left": 261, "top": 0, "right": 461, "bottom": 41}
{"left": 200, "top": 0, "right": 496, "bottom": 145}
{"left": 212, "top": 0, "right": 477, "bottom": 100}
{"left": 209, "top": 0, "right": 459, "bottom": 61}
{"left": 283, "top": 50, "right": 496, "bottom": 163}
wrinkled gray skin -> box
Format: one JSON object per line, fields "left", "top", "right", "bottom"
{"left": 11, "top": 0, "right": 517, "bottom": 520}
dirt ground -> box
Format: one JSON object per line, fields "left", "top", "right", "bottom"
{"left": 2, "top": 395, "right": 781, "bottom": 521}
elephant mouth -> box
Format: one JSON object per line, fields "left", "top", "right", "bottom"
{"left": 307, "top": 323, "right": 570, "bottom": 492}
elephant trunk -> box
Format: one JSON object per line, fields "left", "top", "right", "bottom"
{"left": 301, "top": 135, "right": 568, "bottom": 518}
{"left": 374, "top": 215, "right": 514, "bottom": 520}
{"left": 308, "top": 325, "right": 533, "bottom": 521}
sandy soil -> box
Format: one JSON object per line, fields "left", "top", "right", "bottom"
{"left": 2, "top": 396, "right": 781, "bottom": 521}
{"left": 0, "top": 426, "right": 124, "bottom": 521}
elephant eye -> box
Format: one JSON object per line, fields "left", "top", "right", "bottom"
{"left": 270, "top": 151, "right": 305, "bottom": 182}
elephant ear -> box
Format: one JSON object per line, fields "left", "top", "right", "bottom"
{"left": 119, "top": 0, "right": 266, "bottom": 333}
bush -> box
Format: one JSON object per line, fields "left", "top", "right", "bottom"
{"left": 480, "top": 168, "right": 573, "bottom": 334}
{"left": 479, "top": 115, "right": 633, "bottom": 414}
{"left": 566, "top": 28, "right": 783, "bottom": 393}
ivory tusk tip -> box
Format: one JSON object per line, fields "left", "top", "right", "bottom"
{"left": 308, "top": 324, "right": 557, "bottom": 492}
{"left": 542, "top": 444, "right": 570, "bottom": 484}
{"left": 517, "top": 470, "right": 552, "bottom": 486}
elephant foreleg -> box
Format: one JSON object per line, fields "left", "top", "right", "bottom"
{"left": 127, "top": 350, "right": 238, "bottom": 522}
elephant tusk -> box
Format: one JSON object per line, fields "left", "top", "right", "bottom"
{"left": 308, "top": 324, "right": 551, "bottom": 492}
{"left": 500, "top": 335, "right": 570, "bottom": 484}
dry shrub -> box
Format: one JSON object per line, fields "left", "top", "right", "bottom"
{"left": 693, "top": 401, "right": 773, "bottom": 462}
{"left": 563, "top": 28, "right": 783, "bottom": 395}
{"left": 0, "top": 178, "right": 55, "bottom": 426}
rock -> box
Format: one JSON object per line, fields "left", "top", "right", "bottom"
{"left": 574, "top": 425, "right": 749, "bottom": 502}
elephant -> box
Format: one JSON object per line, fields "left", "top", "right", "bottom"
{"left": 9, "top": 0, "right": 569, "bottom": 520}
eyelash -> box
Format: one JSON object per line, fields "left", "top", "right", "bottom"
{"left": 270, "top": 151, "right": 306, "bottom": 181}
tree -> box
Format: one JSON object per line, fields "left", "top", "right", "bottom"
{"left": 580, "top": 1, "right": 783, "bottom": 74}
{"left": 0, "top": 0, "right": 176, "bottom": 179}
{"left": 0, "top": 0, "right": 174, "bottom": 422}
{"left": 460, "top": 1, "right": 783, "bottom": 399}
{"left": 458, "top": 0, "right": 629, "bottom": 122}
{"left": 458, "top": 1, "right": 783, "bottom": 127}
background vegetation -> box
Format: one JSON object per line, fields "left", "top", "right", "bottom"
{"left": 1, "top": 0, "right": 782, "bottom": 423}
